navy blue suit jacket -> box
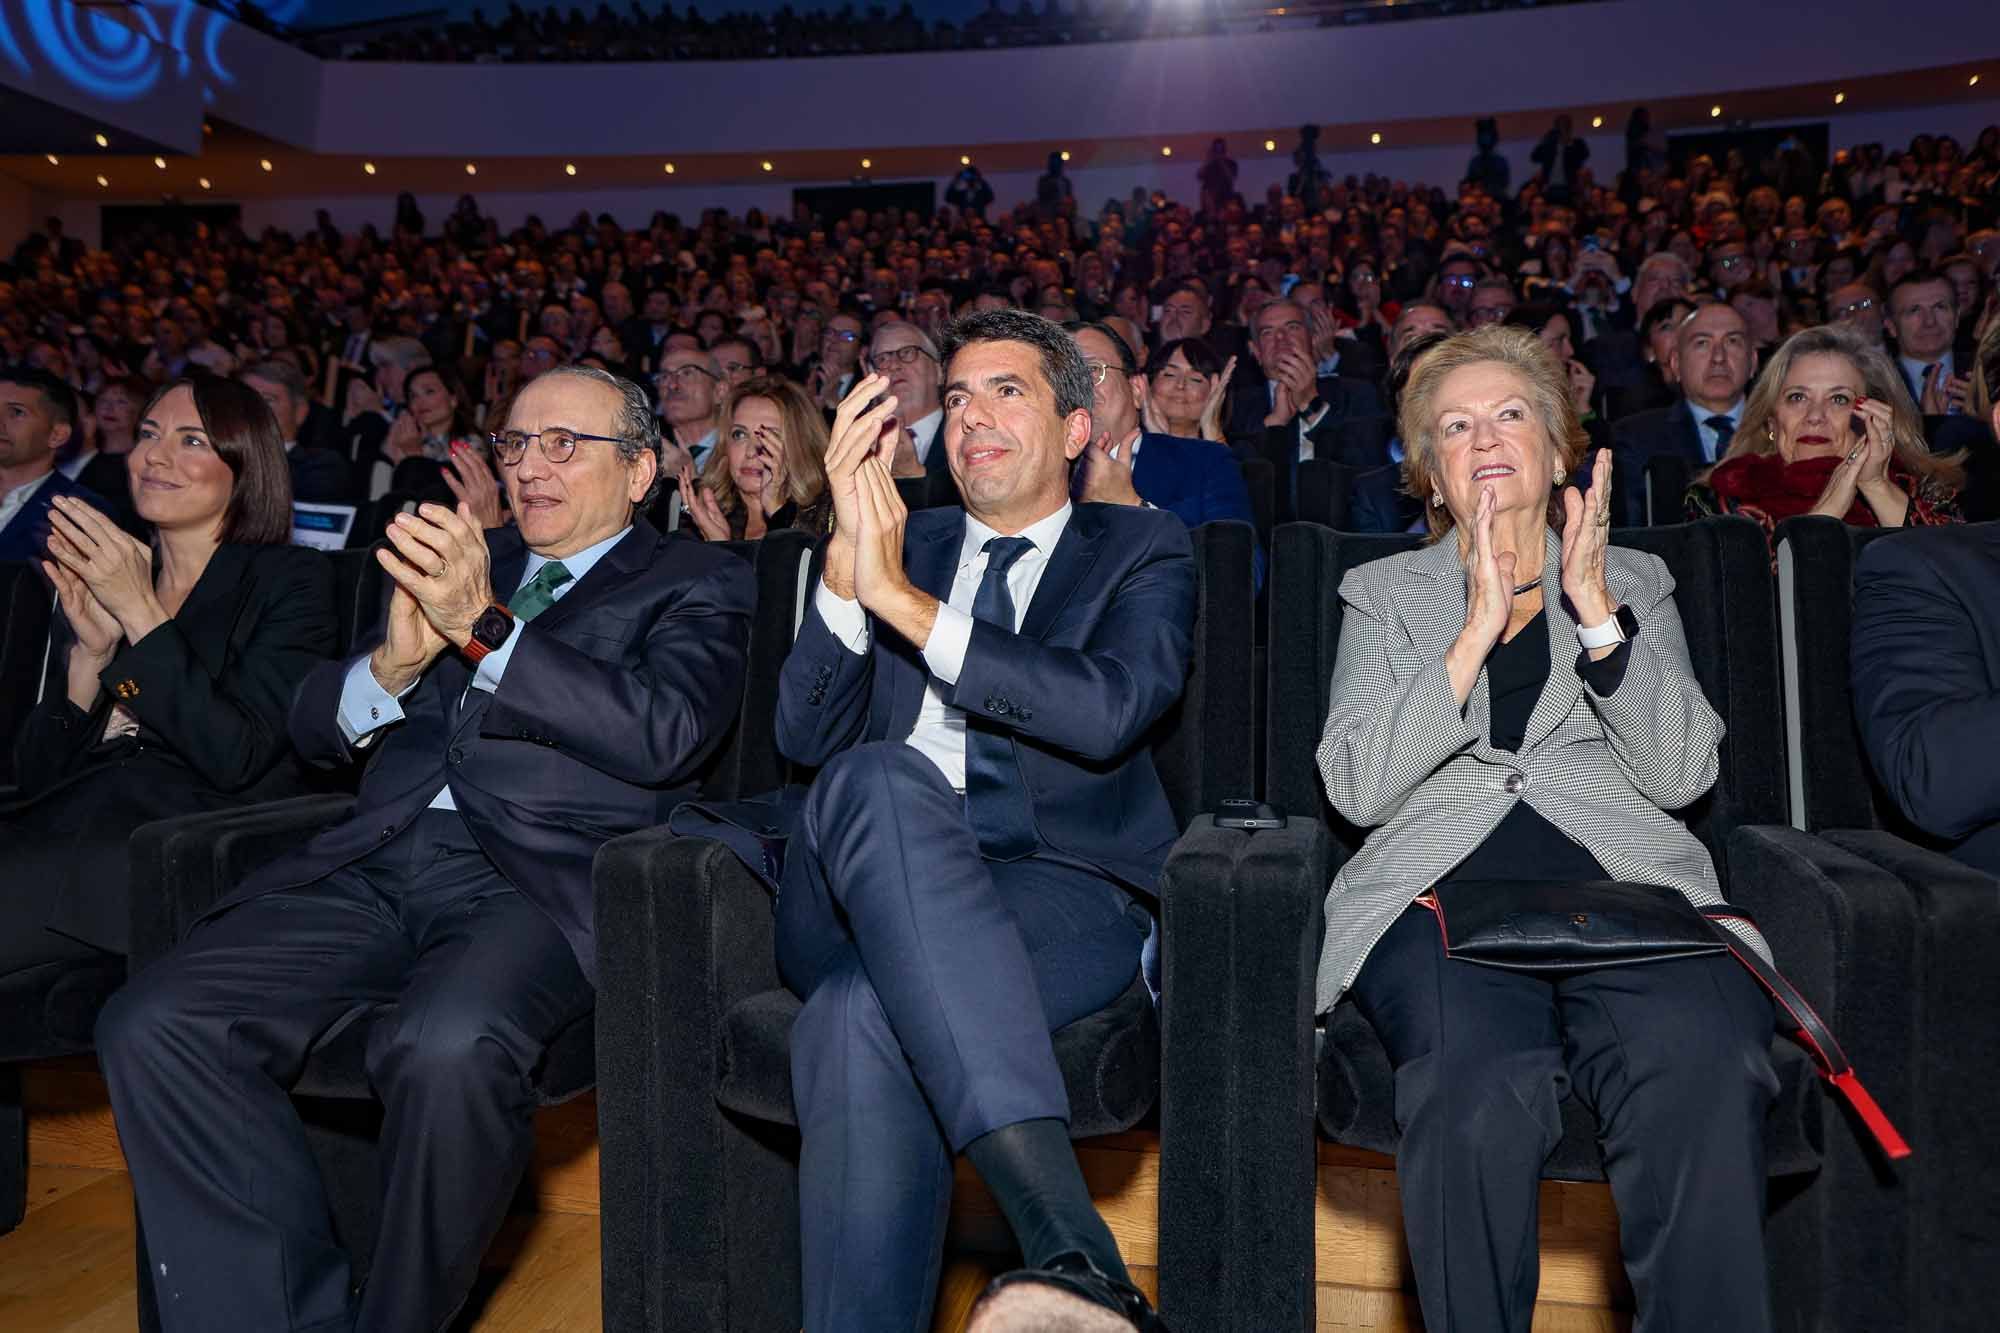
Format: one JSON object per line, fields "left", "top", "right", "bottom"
{"left": 0, "top": 468, "right": 105, "bottom": 564}
{"left": 1850, "top": 522, "right": 2000, "bottom": 877}
{"left": 205, "top": 518, "right": 754, "bottom": 982}
{"left": 777, "top": 502, "right": 1195, "bottom": 894}
{"left": 1609, "top": 398, "right": 1706, "bottom": 527}
{"left": 1130, "top": 431, "right": 1263, "bottom": 587}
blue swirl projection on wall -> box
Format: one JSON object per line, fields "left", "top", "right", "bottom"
{"left": 0, "top": 0, "right": 307, "bottom": 104}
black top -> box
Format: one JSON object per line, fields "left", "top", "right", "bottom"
{"left": 1441, "top": 609, "right": 1629, "bottom": 884}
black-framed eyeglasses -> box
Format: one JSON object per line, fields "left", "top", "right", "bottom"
{"left": 489, "top": 428, "right": 626, "bottom": 466}
{"left": 866, "top": 344, "right": 935, "bottom": 369}
{"left": 654, "top": 363, "right": 718, "bottom": 385}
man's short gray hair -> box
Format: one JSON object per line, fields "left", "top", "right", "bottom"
{"left": 1637, "top": 252, "right": 1692, "bottom": 285}
{"left": 869, "top": 319, "right": 940, "bottom": 363}
{"left": 241, "top": 358, "right": 308, "bottom": 409}
{"left": 532, "top": 363, "right": 665, "bottom": 507}
{"left": 369, "top": 336, "right": 433, "bottom": 372}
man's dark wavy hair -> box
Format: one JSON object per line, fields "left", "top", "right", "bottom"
{"left": 938, "top": 309, "right": 1093, "bottom": 420}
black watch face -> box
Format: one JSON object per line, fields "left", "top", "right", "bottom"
{"left": 472, "top": 606, "right": 513, "bottom": 649}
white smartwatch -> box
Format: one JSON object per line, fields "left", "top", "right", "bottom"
{"left": 1576, "top": 606, "right": 1633, "bottom": 651}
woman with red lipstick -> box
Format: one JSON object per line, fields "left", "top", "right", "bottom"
{"left": 678, "top": 375, "right": 831, "bottom": 541}
{"left": 0, "top": 376, "right": 335, "bottom": 979}
{"left": 1687, "top": 324, "right": 1964, "bottom": 541}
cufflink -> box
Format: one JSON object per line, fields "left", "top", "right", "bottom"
{"left": 370, "top": 706, "right": 381, "bottom": 720}
{"left": 113, "top": 679, "right": 140, "bottom": 700}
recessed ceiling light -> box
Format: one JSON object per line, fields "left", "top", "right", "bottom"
{"left": 198, "top": 177, "right": 211, "bottom": 189}
{"left": 1060, "top": 150, "right": 1071, "bottom": 162}
{"left": 465, "top": 163, "right": 477, "bottom": 175}
{"left": 565, "top": 163, "right": 577, "bottom": 176}
{"left": 95, "top": 174, "right": 108, "bottom": 187}
{"left": 860, "top": 158, "right": 872, "bottom": 169}
{"left": 94, "top": 132, "right": 108, "bottom": 148}
{"left": 663, "top": 162, "right": 676, "bottom": 174}
{"left": 363, "top": 162, "right": 376, "bottom": 175}
{"left": 1710, "top": 105, "right": 1723, "bottom": 118}
{"left": 960, "top": 155, "right": 971, "bottom": 166}
{"left": 1370, "top": 132, "right": 1383, "bottom": 145}
{"left": 1591, "top": 115, "right": 1604, "bottom": 128}
{"left": 1970, "top": 74, "right": 1981, "bottom": 87}
{"left": 202, "top": 122, "right": 212, "bottom": 135}
{"left": 761, "top": 161, "right": 774, "bottom": 172}
{"left": 1264, "top": 139, "right": 1277, "bottom": 152}
{"left": 1834, "top": 92, "right": 1846, "bottom": 105}
{"left": 153, "top": 156, "right": 166, "bottom": 169}
{"left": 259, "top": 158, "right": 273, "bottom": 172}
{"left": 1161, "top": 146, "right": 1172, "bottom": 157}
{"left": 44, "top": 154, "right": 57, "bottom": 165}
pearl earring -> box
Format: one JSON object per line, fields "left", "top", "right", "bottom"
{"left": 1552, "top": 465, "right": 1567, "bottom": 485}
{"left": 1430, "top": 492, "right": 1445, "bottom": 508}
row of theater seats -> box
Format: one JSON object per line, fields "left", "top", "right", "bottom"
{"left": 0, "top": 511, "right": 1987, "bottom": 1331}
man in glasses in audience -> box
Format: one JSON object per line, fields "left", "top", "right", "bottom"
{"left": 810, "top": 309, "right": 867, "bottom": 410}
{"left": 654, "top": 344, "right": 724, "bottom": 475}
{"left": 1829, "top": 280, "right": 1887, "bottom": 344}
{"left": 97, "top": 364, "right": 754, "bottom": 1333}
{"left": 866, "top": 318, "right": 957, "bottom": 505}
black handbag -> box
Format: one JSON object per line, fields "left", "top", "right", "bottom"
{"left": 1416, "top": 879, "right": 1912, "bottom": 1161}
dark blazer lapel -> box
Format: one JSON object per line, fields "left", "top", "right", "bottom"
{"left": 172, "top": 543, "right": 251, "bottom": 626}
{"left": 1019, "top": 505, "right": 1105, "bottom": 642}
{"left": 1131, "top": 435, "right": 1164, "bottom": 506}
{"left": 1674, "top": 399, "right": 1706, "bottom": 465}
{"left": 487, "top": 526, "right": 530, "bottom": 611}
{"left": 522, "top": 518, "right": 657, "bottom": 638}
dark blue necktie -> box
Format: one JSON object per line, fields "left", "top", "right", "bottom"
{"left": 1703, "top": 414, "right": 1735, "bottom": 460}
{"left": 964, "top": 536, "right": 1038, "bottom": 858}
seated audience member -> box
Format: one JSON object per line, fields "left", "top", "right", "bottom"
{"left": 96, "top": 365, "right": 754, "bottom": 1333}
{"left": 1687, "top": 324, "right": 1964, "bottom": 538}
{"left": 865, "top": 319, "right": 954, "bottom": 491}
{"left": 771, "top": 312, "right": 1189, "bottom": 1331}
{"left": 73, "top": 377, "right": 147, "bottom": 531}
{"left": 1602, "top": 298, "right": 1694, "bottom": 422}
{"left": 1850, "top": 337, "right": 2000, "bottom": 874}
{"left": 1829, "top": 280, "right": 1887, "bottom": 344}
{"left": 1067, "top": 320, "right": 1261, "bottom": 585}
{"left": 1142, "top": 336, "right": 1233, "bottom": 444}
{"left": 1388, "top": 301, "right": 1456, "bottom": 360}
{"left": 1885, "top": 268, "right": 1976, "bottom": 420}
{"left": 0, "top": 368, "right": 106, "bottom": 562}
{"left": 1, "top": 376, "right": 334, "bottom": 978}
{"left": 678, "top": 375, "right": 832, "bottom": 541}
{"left": 807, "top": 310, "right": 867, "bottom": 409}
{"left": 1317, "top": 324, "right": 1778, "bottom": 1332}
{"left": 1610, "top": 303, "right": 1758, "bottom": 525}
{"left": 655, "top": 344, "right": 725, "bottom": 476}
{"left": 710, "top": 333, "right": 763, "bottom": 390}
{"left": 1231, "top": 299, "right": 1390, "bottom": 500}
{"left": 1466, "top": 275, "right": 1517, "bottom": 328}
{"left": 1502, "top": 303, "right": 1605, "bottom": 451}
{"left": 240, "top": 359, "right": 355, "bottom": 504}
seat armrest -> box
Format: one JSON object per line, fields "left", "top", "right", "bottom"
{"left": 127, "top": 795, "right": 356, "bottom": 974}
{"left": 1157, "top": 815, "right": 1335, "bottom": 1333}
{"left": 593, "top": 827, "right": 783, "bottom": 1333}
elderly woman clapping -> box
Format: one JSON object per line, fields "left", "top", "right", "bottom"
{"left": 1314, "top": 325, "right": 1779, "bottom": 1333}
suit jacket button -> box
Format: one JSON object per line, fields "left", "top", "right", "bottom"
{"left": 1504, "top": 772, "right": 1527, "bottom": 794}
{"left": 449, "top": 746, "right": 465, "bottom": 764}
{"left": 517, "top": 727, "right": 531, "bottom": 739}
{"left": 984, "top": 698, "right": 998, "bottom": 711}
{"left": 380, "top": 827, "right": 395, "bottom": 841}
{"left": 1017, "top": 707, "right": 1033, "bottom": 721}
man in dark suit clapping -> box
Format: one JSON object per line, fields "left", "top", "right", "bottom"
{"left": 775, "top": 311, "right": 1188, "bottom": 1330}
{"left": 97, "top": 364, "right": 754, "bottom": 1332}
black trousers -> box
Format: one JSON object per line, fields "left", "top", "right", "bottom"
{"left": 95, "top": 810, "right": 593, "bottom": 1333}
{"left": 775, "top": 742, "right": 1147, "bottom": 1333}
{"left": 1349, "top": 907, "right": 1779, "bottom": 1333}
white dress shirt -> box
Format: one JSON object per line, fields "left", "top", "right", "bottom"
{"left": 814, "top": 502, "right": 1072, "bottom": 790}
{"left": 0, "top": 469, "right": 54, "bottom": 534}
{"left": 335, "top": 524, "right": 633, "bottom": 810}
{"left": 906, "top": 407, "right": 943, "bottom": 464}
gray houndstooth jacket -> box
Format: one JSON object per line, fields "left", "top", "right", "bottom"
{"left": 1313, "top": 526, "right": 1772, "bottom": 1015}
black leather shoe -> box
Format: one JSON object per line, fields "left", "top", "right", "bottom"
{"left": 976, "top": 1251, "right": 1170, "bottom": 1331}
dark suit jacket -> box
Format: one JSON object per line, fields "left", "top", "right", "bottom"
{"left": 1851, "top": 523, "right": 2000, "bottom": 876}
{"left": 7, "top": 544, "right": 338, "bottom": 952}
{"left": 1610, "top": 399, "right": 1707, "bottom": 526}
{"left": 776, "top": 503, "right": 1195, "bottom": 894}
{"left": 1130, "top": 431, "right": 1263, "bottom": 586}
{"left": 206, "top": 519, "right": 754, "bottom": 982}
{"left": 919, "top": 416, "right": 961, "bottom": 509}
{"left": 0, "top": 468, "right": 106, "bottom": 564}
{"left": 288, "top": 442, "right": 355, "bottom": 505}
{"left": 1228, "top": 375, "right": 1392, "bottom": 520}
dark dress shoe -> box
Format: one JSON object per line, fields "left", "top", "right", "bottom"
{"left": 976, "top": 1251, "right": 1170, "bottom": 1330}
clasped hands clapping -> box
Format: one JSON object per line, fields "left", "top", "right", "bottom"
{"left": 41, "top": 495, "right": 168, "bottom": 665}
{"left": 820, "top": 372, "right": 915, "bottom": 609}
{"left": 369, "top": 501, "right": 495, "bottom": 694}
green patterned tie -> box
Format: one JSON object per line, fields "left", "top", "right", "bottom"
{"left": 509, "top": 560, "right": 573, "bottom": 622}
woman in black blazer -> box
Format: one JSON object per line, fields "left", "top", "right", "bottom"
{"left": 0, "top": 375, "right": 336, "bottom": 977}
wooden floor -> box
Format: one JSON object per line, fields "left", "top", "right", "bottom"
{"left": 3, "top": 1059, "right": 1633, "bottom": 1331}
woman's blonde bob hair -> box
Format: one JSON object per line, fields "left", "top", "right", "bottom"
{"left": 1398, "top": 324, "right": 1590, "bottom": 542}
{"left": 701, "top": 375, "right": 830, "bottom": 522}
{"left": 1718, "top": 323, "right": 1963, "bottom": 489}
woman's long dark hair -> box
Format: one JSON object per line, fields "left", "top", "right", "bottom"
{"left": 140, "top": 375, "right": 293, "bottom": 545}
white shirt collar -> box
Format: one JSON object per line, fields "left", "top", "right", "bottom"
{"left": 523, "top": 523, "right": 632, "bottom": 589}
{"left": 1900, "top": 349, "right": 1952, "bottom": 383}
{"left": 960, "top": 500, "right": 1073, "bottom": 568}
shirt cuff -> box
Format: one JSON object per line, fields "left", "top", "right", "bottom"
{"left": 337, "top": 654, "right": 414, "bottom": 746}
{"left": 814, "top": 578, "right": 870, "bottom": 654}
{"left": 920, "top": 603, "right": 975, "bottom": 685}
{"left": 470, "top": 619, "right": 527, "bottom": 694}
{"left": 1576, "top": 638, "right": 1634, "bottom": 696}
